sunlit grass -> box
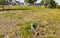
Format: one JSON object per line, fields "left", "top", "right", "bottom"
{"left": 0, "top": 6, "right": 60, "bottom": 38}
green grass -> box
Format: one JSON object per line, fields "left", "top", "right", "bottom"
{"left": 0, "top": 6, "right": 60, "bottom": 38}
{"left": 0, "top": 35, "right": 4, "bottom": 38}
{"left": 18, "top": 21, "right": 37, "bottom": 38}
{"left": 45, "top": 35, "right": 54, "bottom": 38}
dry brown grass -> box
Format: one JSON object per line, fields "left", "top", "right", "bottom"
{"left": 0, "top": 6, "right": 60, "bottom": 38}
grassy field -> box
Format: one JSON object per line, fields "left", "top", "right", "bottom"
{"left": 0, "top": 6, "right": 60, "bottom": 38}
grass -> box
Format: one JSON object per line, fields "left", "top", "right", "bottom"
{"left": 0, "top": 6, "right": 60, "bottom": 38}
{"left": 0, "top": 35, "right": 4, "bottom": 38}
{"left": 50, "top": 26, "right": 57, "bottom": 34}
{"left": 18, "top": 21, "right": 37, "bottom": 38}
{"left": 45, "top": 35, "right": 54, "bottom": 38}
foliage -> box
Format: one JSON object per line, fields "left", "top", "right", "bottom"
{"left": 49, "top": 0, "right": 56, "bottom": 8}
{"left": 25, "top": 0, "right": 30, "bottom": 3}
{"left": 0, "top": 0, "right": 5, "bottom": 10}
{"left": 40, "top": 0, "right": 58, "bottom": 8}
{"left": 56, "top": 3, "right": 59, "bottom": 8}
{"left": 40, "top": 0, "right": 50, "bottom": 7}
{"left": 25, "top": 0, "right": 37, "bottom": 5}
{"left": 25, "top": 0, "right": 37, "bottom": 3}
{"left": 0, "top": 0, "right": 5, "bottom": 4}
{"left": 40, "top": 0, "right": 44, "bottom": 5}
{"left": 0, "top": 0, "right": 5, "bottom": 2}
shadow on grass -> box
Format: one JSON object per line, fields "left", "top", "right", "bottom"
{"left": 0, "top": 8, "right": 30, "bottom": 11}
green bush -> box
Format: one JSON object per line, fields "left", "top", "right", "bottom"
{"left": 49, "top": 0, "right": 56, "bottom": 8}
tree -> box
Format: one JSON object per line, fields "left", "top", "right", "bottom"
{"left": 56, "top": 3, "right": 58, "bottom": 8}
{"left": 0, "top": 0, "right": 5, "bottom": 10}
{"left": 30, "top": 0, "right": 37, "bottom": 5}
{"left": 25, "top": 0, "right": 37, "bottom": 5}
{"left": 49, "top": 0, "right": 56, "bottom": 8}
{"left": 40, "top": 0, "right": 57, "bottom": 8}
{"left": 40, "top": 0, "right": 50, "bottom": 8}
{"left": 25, "top": 0, "right": 29, "bottom": 3}
{"left": 40, "top": 0, "right": 44, "bottom": 5}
